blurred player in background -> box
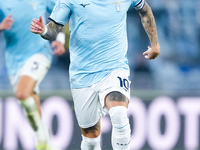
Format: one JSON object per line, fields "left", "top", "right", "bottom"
{"left": 30, "top": 0, "right": 160, "bottom": 149}
{"left": 0, "top": 0, "right": 66, "bottom": 150}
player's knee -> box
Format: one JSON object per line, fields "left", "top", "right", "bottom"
{"left": 82, "top": 123, "right": 100, "bottom": 138}
{"left": 16, "top": 90, "right": 30, "bottom": 100}
{"left": 109, "top": 106, "right": 129, "bottom": 128}
{"left": 107, "top": 91, "right": 127, "bottom": 102}
{"left": 81, "top": 134, "right": 101, "bottom": 150}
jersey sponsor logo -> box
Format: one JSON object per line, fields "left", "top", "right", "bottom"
{"left": 111, "top": 1, "right": 123, "bottom": 11}
{"left": 79, "top": 3, "right": 90, "bottom": 8}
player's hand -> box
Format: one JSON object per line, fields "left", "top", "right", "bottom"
{"left": 51, "top": 41, "right": 66, "bottom": 55}
{"left": 143, "top": 45, "right": 160, "bottom": 60}
{"left": 0, "top": 15, "right": 13, "bottom": 30}
{"left": 30, "top": 15, "right": 45, "bottom": 34}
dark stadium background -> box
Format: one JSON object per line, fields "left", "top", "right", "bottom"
{"left": 0, "top": 0, "right": 200, "bottom": 149}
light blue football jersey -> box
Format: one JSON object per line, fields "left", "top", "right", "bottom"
{"left": 50, "top": 0, "right": 145, "bottom": 88}
{"left": 0, "top": 0, "right": 56, "bottom": 76}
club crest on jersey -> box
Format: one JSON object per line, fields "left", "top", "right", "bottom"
{"left": 111, "top": 1, "right": 122, "bottom": 11}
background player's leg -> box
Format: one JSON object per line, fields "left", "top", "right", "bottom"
{"left": 32, "top": 93, "right": 41, "bottom": 116}
{"left": 16, "top": 75, "right": 51, "bottom": 150}
{"left": 105, "top": 91, "right": 131, "bottom": 150}
{"left": 80, "top": 120, "right": 101, "bottom": 150}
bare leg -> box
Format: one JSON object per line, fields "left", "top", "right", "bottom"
{"left": 16, "top": 76, "right": 36, "bottom": 100}
{"left": 105, "top": 91, "right": 129, "bottom": 110}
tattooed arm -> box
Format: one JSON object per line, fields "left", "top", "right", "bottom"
{"left": 138, "top": 2, "right": 160, "bottom": 59}
{"left": 41, "top": 21, "right": 63, "bottom": 41}
{"left": 31, "top": 15, "right": 66, "bottom": 55}
{"left": 30, "top": 15, "right": 63, "bottom": 41}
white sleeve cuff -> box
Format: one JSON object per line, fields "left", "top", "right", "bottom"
{"left": 41, "top": 26, "right": 48, "bottom": 36}
{"left": 56, "top": 32, "right": 66, "bottom": 44}
{"left": 134, "top": 0, "right": 145, "bottom": 10}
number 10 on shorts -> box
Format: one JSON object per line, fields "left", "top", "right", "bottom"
{"left": 117, "top": 76, "right": 130, "bottom": 91}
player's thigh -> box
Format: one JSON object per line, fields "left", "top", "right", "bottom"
{"left": 105, "top": 91, "right": 129, "bottom": 110}
{"left": 97, "top": 68, "right": 131, "bottom": 110}
{"left": 71, "top": 87, "right": 102, "bottom": 129}
{"left": 16, "top": 76, "right": 37, "bottom": 98}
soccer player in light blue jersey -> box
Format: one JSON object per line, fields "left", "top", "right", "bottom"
{"left": 31, "top": 0, "right": 160, "bottom": 149}
{"left": 0, "top": 0, "right": 66, "bottom": 150}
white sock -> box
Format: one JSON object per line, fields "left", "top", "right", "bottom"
{"left": 81, "top": 135, "right": 101, "bottom": 150}
{"left": 20, "top": 97, "right": 49, "bottom": 143}
{"left": 109, "top": 106, "right": 131, "bottom": 150}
